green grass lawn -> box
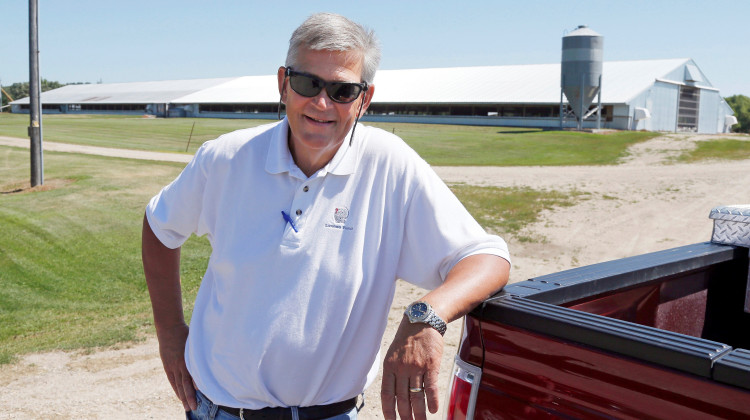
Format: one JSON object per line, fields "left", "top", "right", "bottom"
{"left": 0, "top": 113, "right": 659, "bottom": 165}
{"left": 366, "top": 122, "right": 660, "bottom": 166}
{"left": 674, "top": 138, "right": 750, "bottom": 162}
{"left": 450, "top": 184, "right": 586, "bottom": 242}
{"left": 0, "top": 113, "right": 270, "bottom": 154}
{"left": 0, "top": 148, "right": 211, "bottom": 364}
{"left": 0, "top": 145, "right": 583, "bottom": 364}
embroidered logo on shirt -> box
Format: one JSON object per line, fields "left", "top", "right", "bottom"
{"left": 325, "top": 206, "right": 353, "bottom": 231}
{"left": 334, "top": 207, "right": 349, "bottom": 224}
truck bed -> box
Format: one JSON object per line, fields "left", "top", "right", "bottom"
{"left": 461, "top": 242, "right": 750, "bottom": 419}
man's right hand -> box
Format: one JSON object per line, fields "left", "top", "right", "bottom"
{"left": 157, "top": 323, "right": 196, "bottom": 412}
{"left": 142, "top": 213, "right": 196, "bottom": 412}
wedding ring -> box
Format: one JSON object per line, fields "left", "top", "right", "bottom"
{"left": 409, "top": 387, "right": 423, "bottom": 393}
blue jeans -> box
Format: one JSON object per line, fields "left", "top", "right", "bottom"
{"left": 186, "top": 389, "right": 359, "bottom": 420}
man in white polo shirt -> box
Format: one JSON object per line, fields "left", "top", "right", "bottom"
{"left": 142, "top": 12, "right": 510, "bottom": 420}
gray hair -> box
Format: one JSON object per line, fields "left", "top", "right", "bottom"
{"left": 285, "top": 13, "right": 381, "bottom": 84}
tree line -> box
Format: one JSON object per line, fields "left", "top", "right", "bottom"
{"left": 1, "top": 79, "right": 90, "bottom": 110}
{"left": 1, "top": 79, "right": 749, "bottom": 133}
{"left": 725, "top": 95, "right": 750, "bottom": 133}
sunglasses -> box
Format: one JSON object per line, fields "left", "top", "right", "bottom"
{"left": 285, "top": 67, "right": 368, "bottom": 104}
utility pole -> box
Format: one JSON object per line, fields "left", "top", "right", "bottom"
{"left": 29, "top": 0, "right": 44, "bottom": 186}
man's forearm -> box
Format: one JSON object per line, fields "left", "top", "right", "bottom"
{"left": 141, "top": 213, "right": 185, "bottom": 332}
{"left": 418, "top": 254, "right": 510, "bottom": 323}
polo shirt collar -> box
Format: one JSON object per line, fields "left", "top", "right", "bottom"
{"left": 265, "top": 119, "right": 294, "bottom": 175}
{"left": 265, "top": 118, "right": 359, "bottom": 178}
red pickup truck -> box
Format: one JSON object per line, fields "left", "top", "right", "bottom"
{"left": 444, "top": 205, "right": 750, "bottom": 419}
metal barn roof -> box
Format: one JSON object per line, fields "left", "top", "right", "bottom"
{"left": 373, "top": 58, "right": 695, "bottom": 104}
{"left": 14, "top": 58, "right": 705, "bottom": 106}
{"left": 172, "top": 75, "right": 279, "bottom": 104}
{"left": 14, "top": 77, "right": 233, "bottom": 104}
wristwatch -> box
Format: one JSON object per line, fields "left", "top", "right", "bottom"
{"left": 405, "top": 301, "right": 447, "bottom": 336}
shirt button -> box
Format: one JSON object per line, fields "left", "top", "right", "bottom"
{"left": 296, "top": 209, "right": 302, "bottom": 216}
{"left": 303, "top": 186, "right": 309, "bottom": 192}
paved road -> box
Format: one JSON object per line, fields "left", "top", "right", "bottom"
{"left": 0, "top": 136, "right": 193, "bottom": 163}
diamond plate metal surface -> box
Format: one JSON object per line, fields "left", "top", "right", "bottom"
{"left": 710, "top": 206, "right": 750, "bottom": 314}
{"left": 710, "top": 205, "right": 750, "bottom": 247}
{"left": 709, "top": 205, "right": 750, "bottom": 223}
{"left": 711, "top": 220, "right": 750, "bottom": 247}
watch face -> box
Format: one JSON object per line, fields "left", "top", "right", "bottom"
{"left": 409, "top": 302, "right": 429, "bottom": 320}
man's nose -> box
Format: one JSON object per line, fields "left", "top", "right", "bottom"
{"left": 310, "top": 89, "right": 333, "bottom": 108}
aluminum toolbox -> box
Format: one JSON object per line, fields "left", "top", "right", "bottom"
{"left": 710, "top": 205, "right": 750, "bottom": 313}
{"left": 710, "top": 205, "right": 750, "bottom": 247}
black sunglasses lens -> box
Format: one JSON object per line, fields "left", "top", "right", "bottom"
{"left": 289, "top": 74, "right": 323, "bottom": 97}
{"left": 288, "top": 71, "right": 363, "bottom": 103}
{"left": 328, "top": 83, "right": 362, "bottom": 103}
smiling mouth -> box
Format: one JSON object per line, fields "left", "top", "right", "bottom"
{"left": 306, "top": 115, "right": 334, "bottom": 124}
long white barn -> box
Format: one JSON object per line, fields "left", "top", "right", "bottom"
{"left": 11, "top": 58, "right": 735, "bottom": 133}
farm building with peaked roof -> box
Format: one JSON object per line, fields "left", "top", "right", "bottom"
{"left": 10, "top": 58, "right": 736, "bottom": 133}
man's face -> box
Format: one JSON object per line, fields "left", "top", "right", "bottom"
{"left": 278, "top": 49, "right": 373, "bottom": 163}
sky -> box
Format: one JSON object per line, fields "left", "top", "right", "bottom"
{"left": 2, "top": 0, "right": 749, "bottom": 96}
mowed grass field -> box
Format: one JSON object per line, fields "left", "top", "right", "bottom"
{"left": 0, "top": 112, "right": 714, "bottom": 364}
{"left": 0, "top": 149, "right": 210, "bottom": 364}
{"left": 0, "top": 113, "right": 662, "bottom": 165}
{"left": 675, "top": 138, "right": 750, "bottom": 162}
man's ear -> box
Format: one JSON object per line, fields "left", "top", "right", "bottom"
{"left": 358, "top": 84, "right": 375, "bottom": 118}
{"left": 277, "top": 67, "right": 288, "bottom": 103}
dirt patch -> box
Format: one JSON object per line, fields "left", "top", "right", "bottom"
{"left": 1, "top": 178, "right": 76, "bottom": 195}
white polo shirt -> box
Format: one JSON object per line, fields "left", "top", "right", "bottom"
{"left": 146, "top": 119, "right": 510, "bottom": 409}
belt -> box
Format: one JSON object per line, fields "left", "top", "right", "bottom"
{"left": 219, "top": 397, "right": 358, "bottom": 420}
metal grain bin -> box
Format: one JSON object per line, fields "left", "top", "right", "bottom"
{"left": 561, "top": 25, "right": 603, "bottom": 126}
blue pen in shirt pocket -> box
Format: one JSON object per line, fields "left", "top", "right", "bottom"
{"left": 281, "top": 211, "right": 299, "bottom": 233}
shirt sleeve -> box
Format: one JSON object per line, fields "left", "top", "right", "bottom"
{"left": 395, "top": 162, "right": 510, "bottom": 290}
{"left": 145, "top": 143, "right": 211, "bottom": 249}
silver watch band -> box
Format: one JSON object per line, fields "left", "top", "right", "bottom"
{"left": 405, "top": 301, "right": 447, "bottom": 336}
{"left": 425, "top": 311, "right": 447, "bottom": 335}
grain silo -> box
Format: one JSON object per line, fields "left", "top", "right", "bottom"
{"left": 561, "top": 25, "right": 603, "bottom": 129}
